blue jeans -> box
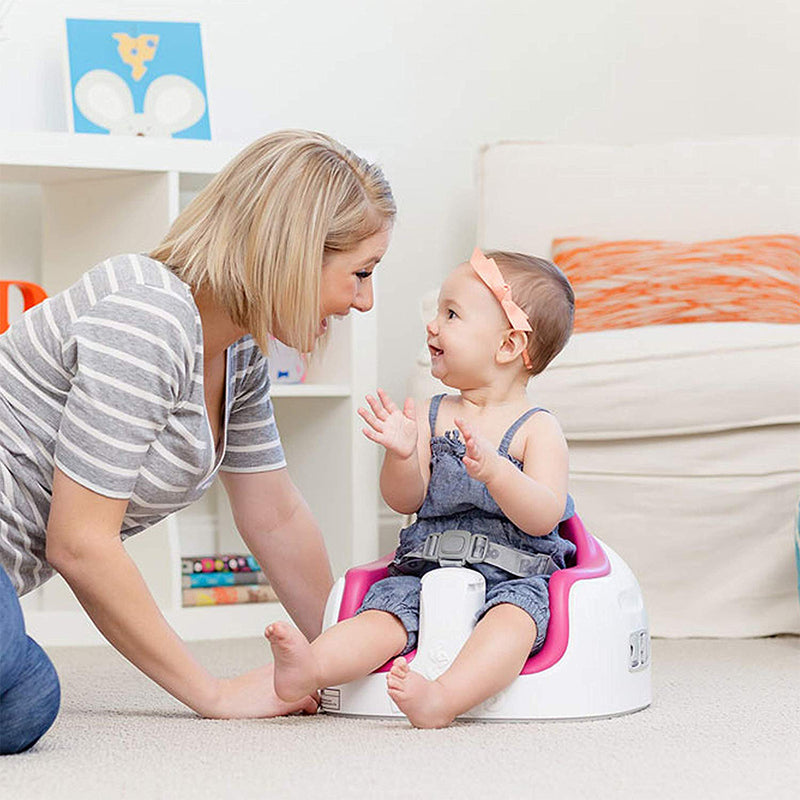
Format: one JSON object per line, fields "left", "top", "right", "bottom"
{"left": 0, "top": 565, "right": 60, "bottom": 754}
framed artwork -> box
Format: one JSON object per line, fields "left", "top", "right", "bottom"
{"left": 65, "top": 18, "right": 211, "bottom": 139}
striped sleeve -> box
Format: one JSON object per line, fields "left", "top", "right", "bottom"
{"left": 54, "top": 285, "right": 196, "bottom": 499}
{"left": 220, "top": 340, "right": 286, "bottom": 473}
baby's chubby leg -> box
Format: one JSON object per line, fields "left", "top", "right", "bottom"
{"left": 266, "top": 611, "right": 408, "bottom": 702}
{"left": 387, "top": 602, "right": 536, "bottom": 728}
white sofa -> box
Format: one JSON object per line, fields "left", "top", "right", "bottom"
{"left": 410, "top": 138, "right": 800, "bottom": 638}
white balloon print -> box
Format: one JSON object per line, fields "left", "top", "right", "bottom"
{"left": 74, "top": 69, "right": 207, "bottom": 137}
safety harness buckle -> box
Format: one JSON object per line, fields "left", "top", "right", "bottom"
{"left": 421, "top": 530, "right": 490, "bottom": 567}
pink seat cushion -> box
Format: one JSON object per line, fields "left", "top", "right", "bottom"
{"left": 337, "top": 513, "right": 610, "bottom": 674}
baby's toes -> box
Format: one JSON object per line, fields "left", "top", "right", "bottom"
{"left": 390, "top": 657, "right": 409, "bottom": 676}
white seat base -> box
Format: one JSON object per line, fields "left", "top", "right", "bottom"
{"left": 320, "top": 541, "right": 651, "bottom": 721}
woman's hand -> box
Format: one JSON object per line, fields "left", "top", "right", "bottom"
{"left": 455, "top": 417, "right": 503, "bottom": 485}
{"left": 206, "top": 664, "right": 318, "bottom": 719}
{"left": 358, "top": 389, "right": 418, "bottom": 460}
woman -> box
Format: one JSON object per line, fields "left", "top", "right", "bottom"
{"left": 0, "top": 130, "right": 396, "bottom": 753}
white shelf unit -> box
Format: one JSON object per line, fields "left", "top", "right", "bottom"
{"left": 0, "top": 132, "right": 379, "bottom": 645}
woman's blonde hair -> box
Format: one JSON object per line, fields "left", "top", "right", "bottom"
{"left": 486, "top": 250, "right": 575, "bottom": 376}
{"left": 150, "top": 130, "right": 396, "bottom": 351}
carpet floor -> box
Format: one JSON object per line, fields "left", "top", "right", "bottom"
{"left": 2, "top": 636, "right": 799, "bottom": 800}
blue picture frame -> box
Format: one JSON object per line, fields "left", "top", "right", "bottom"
{"left": 66, "top": 18, "right": 211, "bottom": 139}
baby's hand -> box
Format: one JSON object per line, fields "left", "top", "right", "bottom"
{"left": 358, "top": 389, "right": 418, "bottom": 459}
{"left": 455, "top": 418, "right": 502, "bottom": 484}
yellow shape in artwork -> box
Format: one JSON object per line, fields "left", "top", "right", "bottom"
{"left": 112, "top": 33, "right": 160, "bottom": 81}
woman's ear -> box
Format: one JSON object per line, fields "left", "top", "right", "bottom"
{"left": 496, "top": 330, "right": 529, "bottom": 366}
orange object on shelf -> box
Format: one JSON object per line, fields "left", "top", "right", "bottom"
{"left": 0, "top": 281, "right": 48, "bottom": 334}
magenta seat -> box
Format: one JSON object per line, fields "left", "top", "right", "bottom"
{"left": 336, "top": 513, "right": 610, "bottom": 674}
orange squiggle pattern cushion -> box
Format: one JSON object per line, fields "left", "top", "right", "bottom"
{"left": 551, "top": 235, "right": 800, "bottom": 333}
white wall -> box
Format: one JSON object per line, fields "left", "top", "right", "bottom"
{"left": 2, "top": 0, "right": 799, "bottom": 405}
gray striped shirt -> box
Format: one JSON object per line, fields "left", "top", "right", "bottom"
{"left": 0, "top": 254, "right": 286, "bottom": 595}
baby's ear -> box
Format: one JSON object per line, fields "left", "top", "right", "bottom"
{"left": 496, "top": 330, "right": 529, "bottom": 366}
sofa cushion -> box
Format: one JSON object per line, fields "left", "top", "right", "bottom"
{"left": 530, "top": 322, "right": 800, "bottom": 439}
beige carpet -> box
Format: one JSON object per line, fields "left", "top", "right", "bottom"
{"left": 2, "top": 636, "right": 799, "bottom": 800}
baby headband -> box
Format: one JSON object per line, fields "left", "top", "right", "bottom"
{"left": 469, "top": 247, "right": 533, "bottom": 369}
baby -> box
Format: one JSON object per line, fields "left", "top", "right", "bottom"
{"left": 267, "top": 247, "right": 576, "bottom": 728}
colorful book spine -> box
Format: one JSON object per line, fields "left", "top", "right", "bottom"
{"left": 182, "top": 571, "right": 269, "bottom": 588}
{"left": 181, "top": 584, "right": 279, "bottom": 607}
{"left": 181, "top": 554, "right": 261, "bottom": 575}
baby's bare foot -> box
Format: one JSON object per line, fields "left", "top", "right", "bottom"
{"left": 265, "top": 622, "right": 319, "bottom": 702}
{"left": 386, "top": 657, "right": 455, "bottom": 729}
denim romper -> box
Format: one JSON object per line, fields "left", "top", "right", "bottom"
{"left": 358, "top": 393, "right": 576, "bottom": 656}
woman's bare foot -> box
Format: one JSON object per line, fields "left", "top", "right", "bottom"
{"left": 265, "top": 622, "right": 319, "bottom": 702}
{"left": 386, "top": 657, "right": 455, "bottom": 729}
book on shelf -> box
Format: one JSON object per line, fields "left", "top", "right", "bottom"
{"left": 181, "top": 584, "right": 279, "bottom": 607}
{"left": 181, "top": 553, "right": 261, "bottom": 575}
{"left": 180, "top": 552, "right": 277, "bottom": 607}
{"left": 182, "top": 571, "right": 270, "bottom": 588}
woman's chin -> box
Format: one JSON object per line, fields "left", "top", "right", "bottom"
{"left": 314, "top": 317, "right": 328, "bottom": 341}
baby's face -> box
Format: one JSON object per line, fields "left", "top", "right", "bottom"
{"left": 425, "top": 262, "right": 509, "bottom": 388}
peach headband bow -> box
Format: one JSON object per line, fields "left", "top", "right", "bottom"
{"left": 469, "top": 247, "right": 533, "bottom": 369}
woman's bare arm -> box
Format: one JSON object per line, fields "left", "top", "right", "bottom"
{"left": 46, "top": 467, "right": 315, "bottom": 718}
{"left": 219, "top": 468, "right": 333, "bottom": 640}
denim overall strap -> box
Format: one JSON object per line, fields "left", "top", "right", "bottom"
{"left": 498, "top": 407, "right": 549, "bottom": 457}
{"left": 428, "top": 393, "right": 448, "bottom": 437}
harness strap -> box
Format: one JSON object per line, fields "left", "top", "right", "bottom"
{"left": 399, "top": 529, "right": 558, "bottom": 578}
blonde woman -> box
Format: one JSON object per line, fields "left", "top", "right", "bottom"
{"left": 0, "top": 130, "right": 395, "bottom": 752}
